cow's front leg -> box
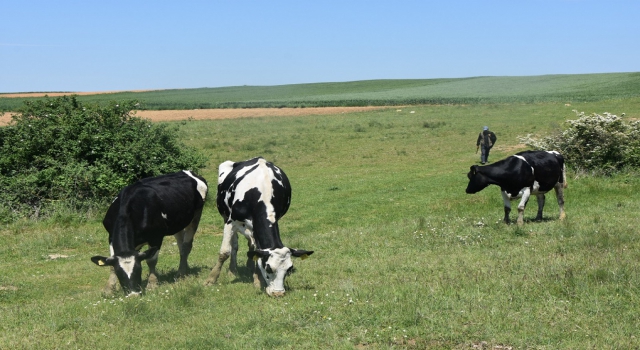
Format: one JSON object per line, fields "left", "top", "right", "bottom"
{"left": 252, "top": 263, "right": 262, "bottom": 289}
{"left": 175, "top": 208, "right": 201, "bottom": 277}
{"left": 104, "top": 266, "right": 118, "bottom": 295}
{"left": 205, "top": 223, "right": 234, "bottom": 286}
{"left": 145, "top": 249, "right": 160, "bottom": 290}
{"left": 501, "top": 191, "right": 512, "bottom": 224}
{"left": 535, "top": 193, "right": 546, "bottom": 221}
{"left": 243, "top": 240, "right": 262, "bottom": 288}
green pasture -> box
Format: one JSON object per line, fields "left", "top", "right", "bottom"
{"left": 2, "top": 72, "right": 640, "bottom": 111}
{"left": 1, "top": 98, "right": 640, "bottom": 348}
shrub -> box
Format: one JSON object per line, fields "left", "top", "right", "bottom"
{"left": 0, "top": 96, "right": 207, "bottom": 220}
{"left": 519, "top": 110, "right": 640, "bottom": 174}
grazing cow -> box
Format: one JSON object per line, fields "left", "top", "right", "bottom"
{"left": 91, "top": 171, "right": 208, "bottom": 296}
{"left": 466, "top": 150, "right": 566, "bottom": 225}
{"left": 204, "top": 157, "right": 313, "bottom": 297}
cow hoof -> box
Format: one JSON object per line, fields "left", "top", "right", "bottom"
{"left": 146, "top": 275, "right": 159, "bottom": 290}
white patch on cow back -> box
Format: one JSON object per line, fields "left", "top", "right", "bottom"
{"left": 183, "top": 170, "right": 208, "bottom": 200}
{"left": 232, "top": 160, "right": 279, "bottom": 224}
{"left": 117, "top": 256, "right": 136, "bottom": 278}
{"left": 218, "top": 161, "right": 235, "bottom": 184}
{"left": 513, "top": 155, "right": 534, "bottom": 174}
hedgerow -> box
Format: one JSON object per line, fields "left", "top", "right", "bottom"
{"left": 0, "top": 96, "right": 207, "bottom": 221}
{"left": 519, "top": 111, "right": 640, "bottom": 174}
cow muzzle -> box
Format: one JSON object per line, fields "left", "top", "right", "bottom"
{"left": 266, "top": 286, "right": 286, "bottom": 297}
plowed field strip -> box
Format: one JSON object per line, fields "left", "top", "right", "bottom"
{"left": 0, "top": 107, "right": 387, "bottom": 126}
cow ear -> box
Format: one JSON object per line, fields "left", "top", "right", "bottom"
{"left": 91, "top": 255, "right": 115, "bottom": 267}
{"left": 137, "top": 246, "right": 159, "bottom": 260}
{"left": 291, "top": 249, "right": 314, "bottom": 260}
{"left": 247, "top": 249, "right": 270, "bottom": 261}
{"left": 470, "top": 165, "right": 478, "bottom": 175}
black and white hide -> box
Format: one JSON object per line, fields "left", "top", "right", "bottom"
{"left": 466, "top": 150, "right": 566, "bottom": 225}
{"left": 204, "top": 157, "right": 313, "bottom": 297}
{"left": 91, "top": 171, "right": 207, "bottom": 296}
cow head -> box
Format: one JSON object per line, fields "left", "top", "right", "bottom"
{"left": 91, "top": 247, "right": 159, "bottom": 296}
{"left": 247, "top": 247, "right": 313, "bottom": 297}
{"left": 466, "top": 165, "right": 491, "bottom": 194}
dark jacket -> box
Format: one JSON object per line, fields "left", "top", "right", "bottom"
{"left": 477, "top": 130, "right": 497, "bottom": 148}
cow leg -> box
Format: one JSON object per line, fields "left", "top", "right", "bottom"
{"left": 245, "top": 240, "right": 263, "bottom": 289}
{"left": 554, "top": 182, "right": 566, "bottom": 220}
{"left": 175, "top": 207, "right": 201, "bottom": 277}
{"left": 535, "top": 193, "right": 545, "bottom": 221}
{"left": 103, "top": 266, "right": 119, "bottom": 295}
{"left": 501, "top": 191, "right": 512, "bottom": 224}
{"left": 228, "top": 231, "right": 239, "bottom": 278}
{"left": 205, "top": 222, "right": 234, "bottom": 286}
{"left": 246, "top": 239, "right": 255, "bottom": 268}
{"left": 516, "top": 188, "right": 531, "bottom": 226}
{"left": 146, "top": 249, "right": 160, "bottom": 290}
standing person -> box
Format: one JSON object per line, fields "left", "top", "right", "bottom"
{"left": 476, "top": 126, "right": 497, "bottom": 164}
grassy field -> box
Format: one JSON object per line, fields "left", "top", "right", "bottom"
{"left": 1, "top": 97, "right": 640, "bottom": 348}
{"left": 2, "top": 72, "right": 640, "bottom": 111}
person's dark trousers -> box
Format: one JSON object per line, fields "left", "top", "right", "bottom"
{"left": 481, "top": 146, "right": 491, "bottom": 164}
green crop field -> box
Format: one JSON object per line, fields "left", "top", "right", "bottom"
{"left": 2, "top": 72, "right": 640, "bottom": 111}
{"left": 1, "top": 84, "right": 640, "bottom": 348}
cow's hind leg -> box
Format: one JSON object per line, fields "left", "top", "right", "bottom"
{"left": 205, "top": 222, "right": 234, "bottom": 286}
{"left": 175, "top": 207, "right": 202, "bottom": 277}
{"left": 228, "top": 230, "right": 239, "bottom": 278}
{"left": 535, "top": 193, "right": 545, "bottom": 221}
{"left": 146, "top": 250, "right": 160, "bottom": 290}
{"left": 516, "top": 188, "right": 532, "bottom": 226}
{"left": 554, "top": 182, "right": 566, "bottom": 220}
{"left": 501, "top": 191, "right": 512, "bottom": 224}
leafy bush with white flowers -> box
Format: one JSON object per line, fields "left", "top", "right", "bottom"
{"left": 519, "top": 110, "right": 640, "bottom": 173}
{"left": 0, "top": 96, "right": 207, "bottom": 221}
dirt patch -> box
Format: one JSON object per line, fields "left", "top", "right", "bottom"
{"left": 135, "top": 106, "right": 386, "bottom": 122}
{"left": 0, "top": 107, "right": 386, "bottom": 126}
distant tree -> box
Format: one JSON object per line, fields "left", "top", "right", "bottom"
{"left": 0, "top": 96, "right": 207, "bottom": 221}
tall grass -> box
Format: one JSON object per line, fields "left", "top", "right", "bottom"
{"left": 1, "top": 99, "right": 640, "bottom": 348}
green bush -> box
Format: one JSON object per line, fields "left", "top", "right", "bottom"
{"left": 0, "top": 96, "right": 207, "bottom": 221}
{"left": 519, "top": 111, "right": 640, "bottom": 173}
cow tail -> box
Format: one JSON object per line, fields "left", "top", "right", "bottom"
{"left": 561, "top": 162, "right": 568, "bottom": 189}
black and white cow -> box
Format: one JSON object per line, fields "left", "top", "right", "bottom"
{"left": 91, "top": 171, "right": 208, "bottom": 296}
{"left": 466, "top": 150, "right": 566, "bottom": 225}
{"left": 204, "top": 157, "right": 313, "bottom": 297}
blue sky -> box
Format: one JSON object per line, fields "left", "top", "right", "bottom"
{"left": 1, "top": 1, "right": 638, "bottom": 92}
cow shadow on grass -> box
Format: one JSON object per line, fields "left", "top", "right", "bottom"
{"left": 151, "top": 265, "right": 207, "bottom": 286}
